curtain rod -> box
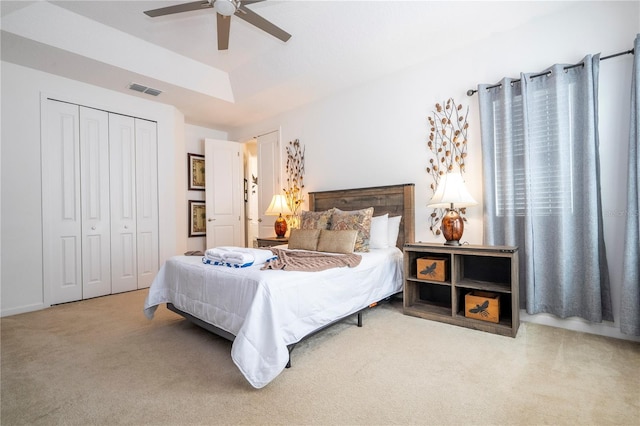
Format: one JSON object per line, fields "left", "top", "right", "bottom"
{"left": 466, "top": 48, "right": 635, "bottom": 96}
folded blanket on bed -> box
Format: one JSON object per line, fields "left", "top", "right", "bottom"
{"left": 261, "top": 248, "right": 361, "bottom": 271}
{"left": 203, "top": 247, "right": 277, "bottom": 268}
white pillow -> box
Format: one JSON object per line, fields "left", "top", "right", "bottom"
{"left": 388, "top": 215, "right": 402, "bottom": 247}
{"left": 369, "top": 214, "right": 389, "bottom": 249}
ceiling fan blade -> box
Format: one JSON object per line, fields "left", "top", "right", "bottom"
{"left": 240, "top": 0, "right": 266, "bottom": 5}
{"left": 217, "top": 13, "right": 231, "bottom": 50}
{"left": 144, "top": 1, "right": 212, "bottom": 18}
{"left": 235, "top": 5, "right": 291, "bottom": 43}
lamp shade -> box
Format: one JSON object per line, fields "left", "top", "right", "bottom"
{"left": 265, "top": 194, "right": 293, "bottom": 216}
{"left": 428, "top": 172, "right": 478, "bottom": 208}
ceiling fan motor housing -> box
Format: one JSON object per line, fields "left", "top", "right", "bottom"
{"left": 213, "top": 0, "right": 238, "bottom": 16}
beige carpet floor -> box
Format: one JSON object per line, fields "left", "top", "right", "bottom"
{"left": 1, "top": 289, "right": 638, "bottom": 425}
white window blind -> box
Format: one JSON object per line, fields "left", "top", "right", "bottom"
{"left": 492, "top": 84, "right": 575, "bottom": 217}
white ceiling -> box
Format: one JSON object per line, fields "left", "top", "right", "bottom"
{"left": 1, "top": 1, "right": 573, "bottom": 131}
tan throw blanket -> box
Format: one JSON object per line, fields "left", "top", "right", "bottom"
{"left": 261, "top": 248, "right": 362, "bottom": 271}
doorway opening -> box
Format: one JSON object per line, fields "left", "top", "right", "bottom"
{"left": 244, "top": 139, "right": 259, "bottom": 247}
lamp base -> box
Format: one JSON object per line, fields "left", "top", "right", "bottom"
{"left": 441, "top": 209, "right": 464, "bottom": 246}
{"left": 274, "top": 214, "right": 288, "bottom": 238}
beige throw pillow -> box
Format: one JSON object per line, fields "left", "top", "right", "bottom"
{"left": 287, "top": 229, "right": 321, "bottom": 251}
{"left": 316, "top": 229, "right": 358, "bottom": 254}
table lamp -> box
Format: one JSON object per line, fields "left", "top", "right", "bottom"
{"left": 265, "top": 194, "right": 293, "bottom": 238}
{"left": 427, "top": 171, "right": 477, "bottom": 246}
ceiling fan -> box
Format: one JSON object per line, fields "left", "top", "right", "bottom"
{"left": 144, "top": 0, "right": 291, "bottom": 50}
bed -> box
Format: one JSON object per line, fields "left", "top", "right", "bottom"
{"left": 144, "top": 183, "right": 415, "bottom": 388}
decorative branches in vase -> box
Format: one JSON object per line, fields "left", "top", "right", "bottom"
{"left": 284, "top": 139, "right": 305, "bottom": 229}
{"left": 426, "top": 98, "right": 469, "bottom": 236}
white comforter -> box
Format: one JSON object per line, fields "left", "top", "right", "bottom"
{"left": 143, "top": 247, "right": 403, "bottom": 388}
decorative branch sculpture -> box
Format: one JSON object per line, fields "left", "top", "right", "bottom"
{"left": 283, "top": 139, "right": 305, "bottom": 228}
{"left": 426, "top": 98, "right": 469, "bottom": 236}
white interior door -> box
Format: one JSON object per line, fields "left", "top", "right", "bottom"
{"left": 79, "top": 106, "right": 112, "bottom": 299}
{"left": 257, "top": 131, "right": 280, "bottom": 238}
{"left": 42, "top": 99, "right": 83, "bottom": 304}
{"left": 205, "top": 139, "right": 244, "bottom": 248}
{"left": 134, "top": 118, "right": 159, "bottom": 289}
{"left": 109, "top": 114, "right": 138, "bottom": 293}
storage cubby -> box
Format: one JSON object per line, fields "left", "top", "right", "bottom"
{"left": 403, "top": 243, "right": 519, "bottom": 337}
{"left": 416, "top": 283, "right": 452, "bottom": 316}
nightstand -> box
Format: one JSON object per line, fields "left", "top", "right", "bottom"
{"left": 256, "top": 236, "right": 288, "bottom": 248}
{"left": 403, "top": 243, "right": 519, "bottom": 337}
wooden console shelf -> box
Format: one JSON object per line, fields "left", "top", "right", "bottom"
{"left": 403, "top": 243, "right": 519, "bottom": 337}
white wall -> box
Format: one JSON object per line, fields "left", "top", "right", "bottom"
{"left": 182, "top": 124, "right": 229, "bottom": 253}
{"left": 0, "top": 61, "right": 183, "bottom": 316}
{"left": 229, "top": 2, "right": 639, "bottom": 340}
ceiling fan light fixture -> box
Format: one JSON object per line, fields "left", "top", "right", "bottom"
{"left": 213, "top": 0, "right": 237, "bottom": 17}
{"left": 144, "top": 0, "right": 291, "bottom": 50}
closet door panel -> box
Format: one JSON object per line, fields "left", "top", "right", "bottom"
{"left": 42, "top": 100, "right": 83, "bottom": 304}
{"left": 79, "top": 107, "right": 112, "bottom": 299}
{"left": 109, "top": 114, "right": 137, "bottom": 293}
{"left": 135, "top": 118, "right": 159, "bottom": 289}
{"left": 43, "top": 100, "right": 160, "bottom": 303}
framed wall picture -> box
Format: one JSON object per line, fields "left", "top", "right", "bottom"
{"left": 188, "top": 153, "right": 205, "bottom": 191}
{"left": 188, "top": 200, "right": 207, "bottom": 237}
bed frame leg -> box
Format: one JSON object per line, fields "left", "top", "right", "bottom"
{"left": 284, "top": 307, "right": 369, "bottom": 371}
{"left": 286, "top": 344, "right": 296, "bottom": 368}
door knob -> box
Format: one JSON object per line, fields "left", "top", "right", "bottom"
{"left": 91, "top": 226, "right": 96, "bottom": 230}
{"left": 258, "top": 218, "right": 262, "bottom": 223}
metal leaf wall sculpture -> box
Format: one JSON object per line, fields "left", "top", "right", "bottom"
{"left": 426, "top": 98, "right": 469, "bottom": 236}
{"left": 284, "top": 139, "right": 305, "bottom": 228}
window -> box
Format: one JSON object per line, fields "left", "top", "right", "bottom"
{"left": 492, "top": 84, "right": 575, "bottom": 216}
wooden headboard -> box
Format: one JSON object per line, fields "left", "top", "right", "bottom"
{"left": 308, "top": 183, "right": 415, "bottom": 249}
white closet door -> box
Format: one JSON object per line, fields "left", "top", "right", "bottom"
{"left": 42, "top": 100, "right": 82, "bottom": 304}
{"left": 134, "top": 118, "right": 159, "bottom": 289}
{"left": 109, "top": 114, "right": 137, "bottom": 293}
{"left": 79, "top": 107, "right": 112, "bottom": 299}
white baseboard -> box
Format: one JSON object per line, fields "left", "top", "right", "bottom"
{"left": 1, "top": 302, "right": 50, "bottom": 318}
{"left": 521, "top": 310, "right": 640, "bottom": 342}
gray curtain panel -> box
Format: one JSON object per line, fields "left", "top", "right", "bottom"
{"left": 620, "top": 34, "right": 640, "bottom": 336}
{"left": 478, "top": 55, "right": 613, "bottom": 322}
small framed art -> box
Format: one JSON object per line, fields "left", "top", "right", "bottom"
{"left": 188, "top": 200, "right": 207, "bottom": 237}
{"left": 188, "top": 153, "right": 205, "bottom": 191}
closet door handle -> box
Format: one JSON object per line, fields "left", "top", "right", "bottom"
{"left": 208, "top": 218, "right": 216, "bottom": 222}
